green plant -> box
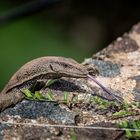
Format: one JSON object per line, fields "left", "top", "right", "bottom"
{"left": 119, "top": 120, "right": 140, "bottom": 139}
{"left": 91, "top": 96, "right": 119, "bottom": 109}
{"left": 22, "top": 89, "right": 34, "bottom": 99}
{"left": 46, "top": 79, "right": 58, "bottom": 87}
{"left": 63, "top": 92, "right": 69, "bottom": 103}
{"left": 70, "top": 131, "right": 77, "bottom": 140}
{"left": 22, "top": 79, "right": 57, "bottom": 101}
{"left": 113, "top": 110, "right": 134, "bottom": 117}
{"left": 45, "top": 91, "right": 54, "bottom": 101}
{"left": 113, "top": 100, "right": 140, "bottom": 118}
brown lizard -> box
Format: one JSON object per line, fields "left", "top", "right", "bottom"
{"left": 0, "top": 56, "right": 96, "bottom": 111}
{"left": 0, "top": 56, "right": 121, "bottom": 112}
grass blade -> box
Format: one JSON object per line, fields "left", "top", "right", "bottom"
{"left": 46, "top": 79, "right": 58, "bottom": 87}
{"left": 21, "top": 89, "right": 33, "bottom": 98}
{"left": 34, "top": 91, "right": 45, "bottom": 100}
{"left": 45, "top": 91, "right": 54, "bottom": 101}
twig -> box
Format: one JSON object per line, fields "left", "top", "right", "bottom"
{"left": 1, "top": 121, "right": 140, "bottom": 131}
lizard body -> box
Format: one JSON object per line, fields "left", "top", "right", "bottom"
{"left": 0, "top": 56, "right": 97, "bottom": 111}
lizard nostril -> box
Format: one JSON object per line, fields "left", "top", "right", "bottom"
{"left": 63, "top": 64, "right": 68, "bottom": 68}
{"left": 60, "top": 62, "right": 69, "bottom": 68}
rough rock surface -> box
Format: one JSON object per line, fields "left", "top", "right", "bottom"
{"left": 1, "top": 23, "right": 140, "bottom": 140}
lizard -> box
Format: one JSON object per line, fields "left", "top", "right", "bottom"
{"left": 0, "top": 56, "right": 121, "bottom": 112}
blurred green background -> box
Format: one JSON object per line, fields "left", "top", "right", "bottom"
{"left": 0, "top": 0, "right": 140, "bottom": 90}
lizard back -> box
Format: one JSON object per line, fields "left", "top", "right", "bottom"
{"left": 2, "top": 56, "right": 88, "bottom": 93}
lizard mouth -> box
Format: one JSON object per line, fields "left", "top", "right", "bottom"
{"left": 61, "top": 71, "right": 87, "bottom": 78}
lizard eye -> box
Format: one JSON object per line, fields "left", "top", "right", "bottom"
{"left": 59, "top": 62, "right": 70, "bottom": 68}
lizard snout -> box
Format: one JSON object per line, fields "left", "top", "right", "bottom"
{"left": 84, "top": 64, "right": 99, "bottom": 76}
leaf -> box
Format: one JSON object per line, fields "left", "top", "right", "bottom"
{"left": 113, "top": 110, "right": 133, "bottom": 117}
{"left": 45, "top": 91, "right": 54, "bottom": 101}
{"left": 119, "top": 120, "right": 140, "bottom": 139}
{"left": 132, "top": 121, "right": 138, "bottom": 129}
{"left": 34, "top": 91, "right": 45, "bottom": 100}
{"left": 119, "top": 121, "right": 133, "bottom": 138}
{"left": 125, "top": 130, "right": 133, "bottom": 139}
{"left": 120, "top": 121, "right": 129, "bottom": 128}
{"left": 136, "top": 121, "right": 140, "bottom": 128}
{"left": 136, "top": 131, "right": 140, "bottom": 138}
{"left": 71, "top": 131, "right": 77, "bottom": 140}
{"left": 63, "top": 92, "right": 68, "bottom": 103}
{"left": 46, "top": 79, "right": 58, "bottom": 87}
{"left": 132, "top": 121, "right": 140, "bottom": 138}
{"left": 21, "top": 89, "right": 33, "bottom": 98}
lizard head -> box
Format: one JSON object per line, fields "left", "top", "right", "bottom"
{"left": 49, "top": 62, "right": 88, "bottom": 78}
{"left": 49, "top": 58, "right": 98, "bottom": 78}
{"left": 83, "top": 63, "right": 99, "bottom": 76}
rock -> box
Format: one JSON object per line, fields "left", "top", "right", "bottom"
{"left": 1, "top": 22, "right": 140, "bottom": 140}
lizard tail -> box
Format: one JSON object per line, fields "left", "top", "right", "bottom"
{"left": 0, "top": 92, "right": 24, "bottom": 112}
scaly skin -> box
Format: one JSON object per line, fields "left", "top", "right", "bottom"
{"left": 0, "top": 56, "right": 97, "bottom": 112}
